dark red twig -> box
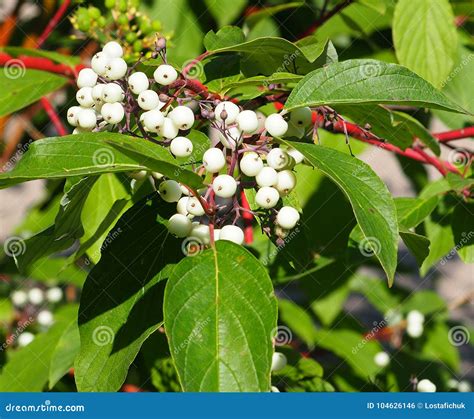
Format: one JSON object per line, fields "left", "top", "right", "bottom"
{"left": 36, "top": 0, "right": 72, "bottom": 48}
{"left": 240, "top": 190, "right": 254, "bottom": 244}
{"left": 434, "top": 126, "right": 474, "bottom": 142}
{"left": 40, "top": 97, "right": 68, "bottom": 136}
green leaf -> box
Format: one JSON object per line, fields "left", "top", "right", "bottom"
{"left": 421, "top": 321, "right": 460, "bottom": 371}
{"left": 350, "top": 275, "right": 400, "bottom": 314}
{"left": 451, "top": 201, "right": 474, "bottom": 263}
{"left": 400, "top": 230, "right": 430, "bottom": 267}
{"left": 205, "top": 0, "right": 247, "bottom": 27}
{"left": 1, "top": 46, "right": 80, "bottom": 66}
{"left": 402, "top": 290, "right": 446, "bottom": 315}
{"left": 245, "top": 3, "right": 304, "bottom": 28}
{"left": 314, "top": 329, "right": 381, "bottom": 379}
{"left": 75, "top": 196, "right": 183, "bottom": 392}
{"left": 278, "top": 299, "right": 315, "bottom": 347}
{"left": 0, "top": 132, "right": 202, "bottom": 189}
{"left": 203, "top": 26, "right": 246, "bottom": 51}
{"left": 286, "top": 142, "right": 398, "bottom": 285}
{"left": 164, "top": 241, "right": 277, "bottom": 391}
{"left": 285, "top": 59, "right": 466, "bottom": 113}
{"left": 393, "top": 0, "right": 458, "bottom": 88}
{"left": 49, "top": 321, "right": 80, "bottom": 388}
{"left": 395, "top": 196, "right": 439, "bottom": 229}
{"left": 0, "top": 305, "right": 77, "bottom": 391}
{"left": 0, "top": 69, "right": 67, "bottom": 117}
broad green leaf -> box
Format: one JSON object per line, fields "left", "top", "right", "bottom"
{"left": 164, "top": 241, "right": 277, "bottom": 391}
{"left": 203, "top": 34, "right": 328, "bottom": 76}
{"left": 402, "top": 290, "right": 446, "bottom": 315}
{"left": 1, "top": 46, "right": 80, "bottom": 67}
{"left": 314, "top": 329, "right": 381, "bottom": 379}
{"left": 0, "top": 133, "right": 202, "bottom": 189}
{"left": 421, "top": 322, "right": 460, "bottom": 371}
{"left": 393, "top": 0, "right": 458, "bottom": 88}
{"left": 0, "top": 305, "right": 77, "bottom": 391}
{"left": 205, "top": 0, "right": 247, "bottom": 27}
{"left": 0, "top": 69, "right": 66, "bottom": 117}
{"left": 350, "top": 275, "right": 400, "bottom": 314}
{"left": 451, "top": 201, "right": 474, "bottom": 263}
{"left": 395, "top": 196, "right": 439, "bottom": 229}
{"left": 49, "top": 321, "right": 80, "bottom": 388}
{"left": 286, "top": 142, "right": 398, "bottom": 285}
{"left": 203, "top": 26, "right": 245, "bottom": 51}
{"left": 244, "top": 3, "right": 304, "bottom": 28}
{"left": 278, "top": 299, "right": 315, "bottom": 347}
{"left": 0, "top": 298, "right": 13, "bottom": 323}
{"left": 400, "top": 230, "right": 430, "bottom": 267}
{"left": 285, "top": 59, "right": 466, "bottom": 113}
{"left": 225, "top": 73, "right": 302, "bottom": 89}
{"left": 75, "top": 196, "right": 183, "bottom": 392}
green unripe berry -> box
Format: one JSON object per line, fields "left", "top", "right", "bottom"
{"left": 105, "top": 0, "right": 116, "bottom": 9}
{"left": 133, "top": 40, "right": 143, "bottom": 52}
{"left": 125, "top": 32, "right": 137, "bottom": 43}
{"left": 117, "top": 15, "right": 128, "bottom": 26}
{"left": 129, "top": 0, "right": 140, "bottom": 8}
{"left": 77, "top": 15, "right": 91, "bottom": 32}
{"left": 97, "top": 16, "right": 107, "bottom": 28}
{"left": 88, "top": 7, "right": 101, "bottom": 20}
{"left": 119, "top": 0, "right": 128, "bottom": 12}
{"left": 152, "top": 21, "right": 162, "bottom": 31}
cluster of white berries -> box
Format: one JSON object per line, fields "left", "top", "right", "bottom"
{"left": 10, "top": 286, "right": 63, "bottom": 347}
{"left": 406, "top": 310, "right": 425, "bottom": 338}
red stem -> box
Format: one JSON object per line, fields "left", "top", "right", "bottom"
{"left": 40, "top": 97, "right": 68, "bottom": 136}
{"left": 0, "top": 53, "right": 83, "bottom": 77}
{"left": 433, "top": 126, "right": 474, "bottom": 142}
{"left": 36, "top": 0, "right": 72, "bottom": 48}
{"left": 240, "top": 190, "right": 254, "bottom": 244}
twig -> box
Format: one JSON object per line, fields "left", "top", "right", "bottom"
{"left": 40, "top": 97, "right": 68, "bottom": 136}
{"left": 36, "top": 0, "right": 72, "bottom": 48}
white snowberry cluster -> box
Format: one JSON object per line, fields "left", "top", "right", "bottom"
{"left": 405, "top": 310, "right": 425, "bottom": 338}
{"left": 69, "top": 39, "right": 314, "bottom": 251}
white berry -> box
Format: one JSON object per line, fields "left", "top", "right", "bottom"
{"left": 168, "top": 106, "right": 195, "bottom": 130}
{"left": 287, "top": 148, "right": 305, "bottom": 164}
{"left": 374, "top": 351, "right": 390, "bottom": 368}
{"left": 271, "top": 352, "right": 287, "bottom": 372}
{"left": 76, "top": 87, "right": 94, "bottom": 107}
{"left": 106, "top": 57, "right": 127, "bottom": 80}
{"left": 28, "top": 287, "right": 44, "bottom": 305}
{"left": 237, "top": 110, "right": 259, "bottom": 134}
{"left": 255, "top": 186, "right": 279, "bottom": 209}
{"left": 407, "top": 310, "right": 425, "bottom": 325}
{"left": 77, "top": 108, "right": 97, "bottom": 129}
{"left": 92, "top": 84, "right": 105, "bottom": 105}
{"left": 417, "top": 379, "right": 436, "bottom": 393}
{"left": 256, "top": 167, "right": 278, "bottom": 187}
{"left": 176, "top": 197, "right": 190, "bottom": 216}
{"left": 170, "top": 136, "right": 193, "bottom": 157}
{"left": 17, "top": 332, "right": 35, "bottom": 347}
{"left": 407, "top": 321, "right": 424, "bottom": 338}
{"left": 219, "top": 126, "right": 242, "bottom": 148}
{"left": 213, "top": 175, "right": 237, "bottom": 198}
{"left": 159, "top": 180, "right": 182, "bottom": 202}
{"left": 102, "top": 83, "right": 124, "bottom": 103}
{"left": 101, "top": 102, "right": 124, "bottom": 124}
{"left": 159, "top": 117, "right": 179, "bottom": 139}
{"left": 37, "top": 310, "right": 54, "bottom": 327}
{"left": 67, "top": 106, "right": 81, "bottom": 127}
{"left": 190, "top": 224, "right": 210, "bottom": 245}
{"left": 143, "top": 110, "right": 165, "bottom": 133}
{"left": 128, "top": 71, "right": 149, "bottom": 94}
{"left": 77, "top": 68, "right": 98, "bottom": 88}
{"left": 168, "top": 214, "right": 192, "bottom": 238}
{"left": 215, "top": 101, "right": 240, "bottom": 124}
{"left": 186, "top": 196, "right": 205, "bottom": 216}
{"left": 103, "top": 41, "right": 123, "bottom": 58}
{"left": 290, "top": 107, "right": 312, "bottom": 127}
{"left": 276, "top": 206, "right": 300, "bottom": 229}
{"left": 240, "top": 152, "right": 263, "bottom": 177}
{"left": 154, "top": 64, "right": 178, "bottom": 85}
{"left": 91, "top": 52, "right": 110, "bottom": 76}
{"left": 203, "top": 148, "right": 226, "bottom": 173}
{"left": 276, "top": 170, "right": 297, "bottom": 195}
{"left": 267, "top": 148, "right": 290, "bottom": 170}
{"left": 265, "top": 113, "right": 288, "bottom": 137}
{"left": 11, "top": 290, "right": 28, "bottom": 307}
{"left": 220, "top": 225, "right": 244, "bottom": 245}
{"left": 46, "top": 287, "right": 63, "bottom": 303}
{"left": 138, "top": 90, "right": 160, "bottom": 110}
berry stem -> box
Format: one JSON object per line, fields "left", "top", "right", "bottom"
{"left": 40, "top": 97, "right": 68, "bottom": 136}
{"left": 240, "top": 190, "right": 254, "bottom": 244}
{"left": 0, "top": 53, "right": 84, "bottom": 77}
